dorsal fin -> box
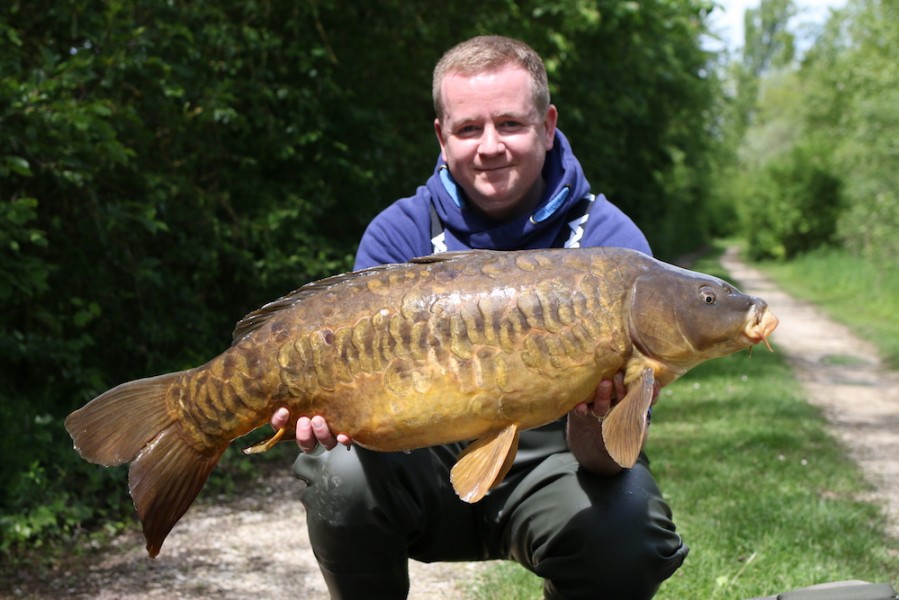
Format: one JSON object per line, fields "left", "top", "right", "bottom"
{"left": 232, "top": 251, "right": 501, "bottom": 344}
{"left": 409, "top": 249, "right": 502, "bottom": 264}
{"left": 230, "top": 262, "right": 409, "bottom": 343}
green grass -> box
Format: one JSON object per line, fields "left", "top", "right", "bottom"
{"left": 756, "top": 247, "right": 899, "bottom": 368}
{"left": 651, "top": 351, "right": 897, "bottom": 598}
{"left": 465, "top": 249, "right": 899, "bottom": 599}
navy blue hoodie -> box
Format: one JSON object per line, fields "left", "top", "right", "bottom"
{"left": 355, "top": 130, "right": 650, "bottom": 269}
{"left": 353, "top": 129, "right": 651, "bottom": 470}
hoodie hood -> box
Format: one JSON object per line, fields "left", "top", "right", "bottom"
{"left": 425, "top": 129, "right": 593, "bottom": 251}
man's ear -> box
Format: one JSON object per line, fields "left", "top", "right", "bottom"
{"left": 434, "top": 118, "right": 447, "bottom": 158}
{"left": 543, "top": 105, "right": 558, "bottom": 150}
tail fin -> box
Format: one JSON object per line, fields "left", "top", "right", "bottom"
{"left": 66, "top": 373, "right": 180, "bottom": 466}
{"left": 129, "top": 423, "right": 224, "bottom": 557}
{"left": 65, "top": 372, "right": 227, "bottom": 557}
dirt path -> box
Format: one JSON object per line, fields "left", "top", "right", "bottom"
{"left": 5, "top": 248, "right": 897, "bottom": 599}
{"left": 720, "top": 246, "right": 899, "bottom": 539}
{"left": 4, "top": 461, "right": 486, "bottom": 599}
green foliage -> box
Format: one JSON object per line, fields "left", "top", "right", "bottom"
{"left": 0, "top": 404, "right": 131, "bottom": 553}
{"left": 533, "top": 0, "right": 723, "bottom": 259}
{"left": 0, "top": 0, "right": 724, "bottom": 554}
{"left": 719, "top": 0, "right": 899, "bottom": 266}
{"left": 728, "top": 0, "right": 797, "bottom": 138}
{"left": 741, "top": 144, "right": 843, "bottom": 260}
{"left": 742, "top": 0, "right": 796, "bottom": 76}
{"left": 809, "top": 0, "right": 899, "bottom": 267}
{"left": 471, "top": 562, "right": 541, "bottom": 600}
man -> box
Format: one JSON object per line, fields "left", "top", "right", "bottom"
{"left": 271, "top": 35, "right": 688, "bottom": 599}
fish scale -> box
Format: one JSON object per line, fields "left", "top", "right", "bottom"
{"left": 65, "top": 246, "right": 778, "bottom": 558}
{"left": 272, "top": 260, "right": 620, "bottom": 442}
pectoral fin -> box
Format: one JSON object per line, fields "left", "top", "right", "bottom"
{"left": 602, "top": 368, "right": 654, "bottom": 468}
{"left": 450, "top": 424, "right": 520, "bottom": 503}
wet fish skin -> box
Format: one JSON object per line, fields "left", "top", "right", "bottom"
{"left": 65, "top": 247, "right": 778, "bottom": 557}
{"left": 173, "top": 249, "right": 629, "bottom": 455}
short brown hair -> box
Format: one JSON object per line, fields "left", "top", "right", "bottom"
{"left": 432, "top": 35, "right": 550, "bottom": 123}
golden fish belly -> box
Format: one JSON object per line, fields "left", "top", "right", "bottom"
{"left": 296, "top": 356, "right": 610, "bottom": 452}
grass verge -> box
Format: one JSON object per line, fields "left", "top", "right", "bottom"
{"left": 755, "top": 248, "right": 899, "bottom": 368}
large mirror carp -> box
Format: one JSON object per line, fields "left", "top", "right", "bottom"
{"left": 66, "top": 247, "right": 778, "bottom": 557}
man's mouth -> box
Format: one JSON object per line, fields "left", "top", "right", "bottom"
{"left": 476, "top": 165, "right": 511, "bottom": 173}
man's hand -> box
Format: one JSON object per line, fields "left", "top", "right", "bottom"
{"left": 270, "top": 408, "right": 353, "bottom": 454}
{"left": 572, "top": 372, "right": 626, "bottom": 420}
{"left": 572, "top": 371, "right": 661, "bottom": 420}
{"left": 567, "top": 371, "right": 661, "bottom": 475}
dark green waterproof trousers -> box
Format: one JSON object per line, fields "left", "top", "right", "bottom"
{"left": 294, "top": 441, "right": 687, "bottom": 600}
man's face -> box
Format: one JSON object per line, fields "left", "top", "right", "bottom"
{"left": 435, "top": 64, "right": 558, "bottom": 222}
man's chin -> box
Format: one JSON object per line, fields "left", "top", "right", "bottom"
{"left": 471, "top": 195, "right": 528, "bottom": 221}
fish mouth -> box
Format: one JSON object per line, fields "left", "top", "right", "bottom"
{"left": 742, "top": 305, "right": 779, "bottom": 350}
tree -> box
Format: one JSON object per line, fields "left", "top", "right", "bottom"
{"left": 730, "top": 0, "right": 899, "bottom": 263}
{"left": 812, "top": 0, "right": 899, "bottom": 265}
{"left": 732, "top": 0, "right": 797, "bottom": 135}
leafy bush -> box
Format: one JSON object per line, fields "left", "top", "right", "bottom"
{"left": 839, "top": 190, "right": 899, "bottom": 267}
{"left": 743, "top": 144, "right": 842, "bottom": 260}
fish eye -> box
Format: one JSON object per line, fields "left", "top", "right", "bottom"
{"left": 699, "top": 286, "right": 718, "bottom": 305}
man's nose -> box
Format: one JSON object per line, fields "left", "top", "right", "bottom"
{"left": 478, "top": 125, "right": 505, "bottom": 155}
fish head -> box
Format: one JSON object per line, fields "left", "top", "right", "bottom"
{"left": 627, "top": 265, "right": 778, "bottom": 381}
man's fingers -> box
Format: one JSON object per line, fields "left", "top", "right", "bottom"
{"left": 572, "top": 400, "right": 590, "bottom": 418}
{"left": 296, "top": 416, "right": 319, "bottom": 453}
{"left": 591, "top": 379, "right": 613, "bottom": 418}
{"left": 311, "top": 415, "right": 338, "bottom": 450}
{"left": 270, "top": 406, "right": 289, "bottom": 430}
{"left": 612, "top": 371, "right": 626, "bottom": 402}
{"left": 295, "top": 415, "right": 353, "bottom": 453}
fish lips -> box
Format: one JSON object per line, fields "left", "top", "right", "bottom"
{"left": 742, "top": 303, "right": 779, "bottom": 347}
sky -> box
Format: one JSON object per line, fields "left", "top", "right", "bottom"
{"left": 705, "top": 0, "right": 848, "bottom": 52}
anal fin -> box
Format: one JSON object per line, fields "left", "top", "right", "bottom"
{"left": 602, "top": 368, "right": 654, "bottom": 468}
{"left": 450, "top": 423, "right": 520, "bottom": 503}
